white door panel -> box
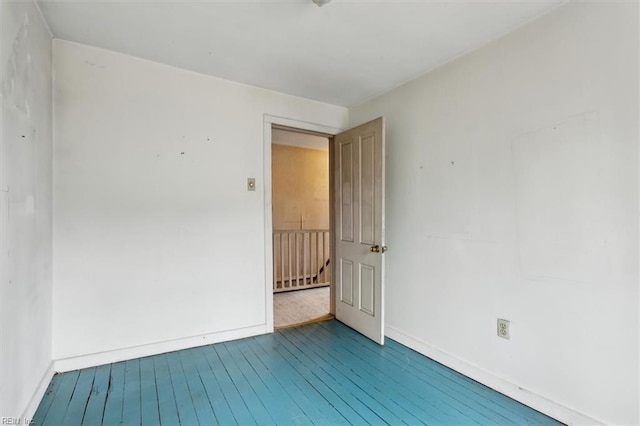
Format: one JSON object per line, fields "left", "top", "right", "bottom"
{"left": 334, "top": 117, "right": 385, "bottom": 344}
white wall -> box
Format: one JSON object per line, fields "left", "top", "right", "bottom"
{"left": 0, "top": 0, "right": 54, "bottom": 419}
{"left": 350, "top": 2, "right": 638, "bottom": 425}
{"left": 53, "top": 40, "right": 348, "bottom": 362}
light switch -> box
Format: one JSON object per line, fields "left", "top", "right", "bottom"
{"left": 247, "top": 178, "right": 256, "bottom": 191}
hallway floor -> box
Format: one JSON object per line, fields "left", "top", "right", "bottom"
{"left": 274, "top": 286, "right": 330, "bottom": 328}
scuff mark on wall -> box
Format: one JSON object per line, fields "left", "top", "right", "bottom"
{"left": 83, "top": 60, "right": 105, "bottom": 69}
{"left": 2, "top": 13, "right": 31, "bottom": 117}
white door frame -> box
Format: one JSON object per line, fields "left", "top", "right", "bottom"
{"left": 263, "top": 114, "right": 344, "bottom": 332}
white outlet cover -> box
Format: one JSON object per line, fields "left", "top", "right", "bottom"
{"left": 497, "top": 318, "right": 510, "bottom": 340}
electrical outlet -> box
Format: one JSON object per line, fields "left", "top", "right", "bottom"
{"left": 497, "top": 318, "right": 510, "bottom": 340}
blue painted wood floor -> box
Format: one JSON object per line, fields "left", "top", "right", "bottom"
{"left": 34, "top": 320, "right": 561, "bottom": 425}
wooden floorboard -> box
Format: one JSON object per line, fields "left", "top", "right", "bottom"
{"left": 139, "top": 357, "right": 160, "bottom": 426}
{"left": 122, "top": 359, "right": 142, "bottom": 425}
{"left": 315, "top": 322, "right": 523, "bottom": 424}
{"left": 203, "top": 344, "right": 256, "bottom": 425}
{"left": 32, "top": 367, "right": 65, "bottom": 424}
{"left": 41, "top": 370, "right": 81, "bottom": 424}
{"left": 165, "top": 350, "right": 200, "bottom": 424}
{"left": 277, "top": 330, "right": 409, "bottom": 424}
{"left": 102, "top": 361, "right": 126, "bottom": 424}
{"left": 153, "top": 354, "right": 180, "bottom": 425}
{"left": 292, "top": 324, "right": 449, "bottom": 425}
{"left": 62, "top": 367, "right": 96, "bottom": 425}
{"left": 33, "top": 320, "right": 562, "bottom": 425}
{"left": 248, "top": 335, "right": 348, "bottom": 425}
{"left": 83, "top": 364, "right": 111, "bottom": 425}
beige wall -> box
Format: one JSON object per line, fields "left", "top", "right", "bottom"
{"left": 272, "top": 144, "right": 329, "bottom": 230}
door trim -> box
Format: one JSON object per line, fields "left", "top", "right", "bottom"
{"left": 263, "top": 114, "right": 344, "bottom": 333}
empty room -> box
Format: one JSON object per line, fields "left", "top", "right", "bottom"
{"left": 1, "top": 0, "right": 639, "bottom": 424}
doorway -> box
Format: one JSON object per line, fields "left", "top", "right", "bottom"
{"left": 270, "top": 127, "right": 332, "bottom": 329}
{"left": 264, "top": 115, "right": 386, "bottom": 343}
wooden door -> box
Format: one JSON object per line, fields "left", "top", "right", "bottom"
{"left": 333, "top": 117, "right": 385, "bottom": 344}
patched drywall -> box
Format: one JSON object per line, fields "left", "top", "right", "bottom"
{"left": 350, "top": 2, "right": 638, "bottom": 424}
{"left": 0, "top": 0, "right": 53, "bottom": 419}
{"left": 52, "top": 40, "right": 347, "bottom": 360}
{"left": 513, "top": 111, "right": 609, "bottom": 283}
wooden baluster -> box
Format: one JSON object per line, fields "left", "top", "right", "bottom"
{"left": 320, "top": 231, "right": 325, "bottom": 283}
{"left": 273, "top": 233, "right": 277, "bottom": 290}
{"left": 280, "top": 232, "right": 285, "bottom": 289}
{"left": 288, "top": 232, "right": 293, "bottom": 289}
{"left": 327, "top": 231, "right": 331, "bottom": 284}
{"left": 316, "top": 231, "right": 320, "bottom": 283}
{"left": 313, "top": 231, "right": 320, "bottom": 284}
{"left": 273, "top": 229, "right": 330, "bottom": 291}
{"left": 318, "top": 230, "right": 322, "bottom": 283}
{"left": 308, "top": 232, "right": 312, "bottom": 285}
{"left": 295, "top": 232, "right": 299, "bottom": 287}
{"left": 302, "top": 232, "right": 311, "bottom": 285}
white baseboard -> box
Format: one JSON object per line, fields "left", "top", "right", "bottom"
{"left": 385, "top": 325, "right": 602, "bottom": 426}
{"left": 54, "top": 323, "right": 268, "bottom": 373}
{"left": 21, "top": 361, "right": 55, "bottom": 421}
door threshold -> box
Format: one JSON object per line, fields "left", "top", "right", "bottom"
{"left": 275, "top": 314, "right": 335, "bottom": 331}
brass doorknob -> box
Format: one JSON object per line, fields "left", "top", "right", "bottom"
{"left": 370, "top": 245, "right": 388, "bottom": 253}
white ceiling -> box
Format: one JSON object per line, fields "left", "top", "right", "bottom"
{"left": 37, "top": 0, "right": 566, "bottom": 107}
